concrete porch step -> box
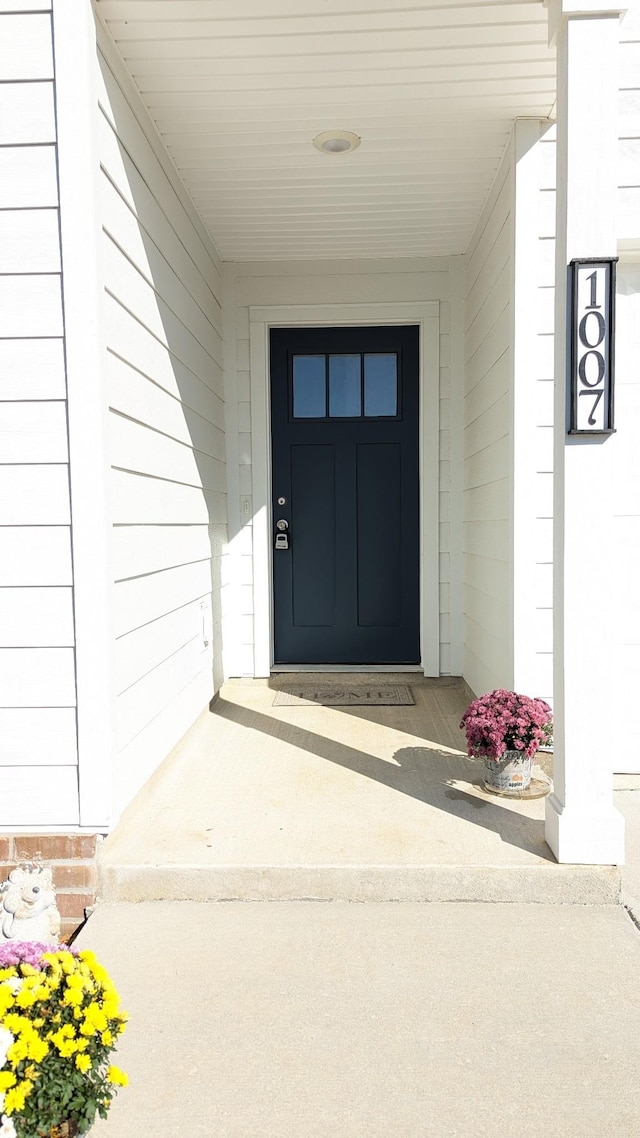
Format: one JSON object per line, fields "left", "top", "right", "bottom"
{"left": 98, "top": 861, "right": 621, "bottom": 905}
{"left": 97, "top": 677, "right": 622, "bottom": 909}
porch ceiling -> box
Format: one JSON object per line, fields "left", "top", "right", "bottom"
{"left": 96, "top": 0, "right": 556, "bottom": 262}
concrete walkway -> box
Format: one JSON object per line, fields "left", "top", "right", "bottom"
{"left": 77, "top": 899, "right": 640, "bottom": 1138}
{"left": 78, "top": 678, "right": 640, "bottom": 1136}
{"left": 98, "top": 677, "right": 617, "bottom": 904}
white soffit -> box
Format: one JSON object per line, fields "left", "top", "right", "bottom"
{"left": 96, "top": 0, "right": 556, "bottom": 261}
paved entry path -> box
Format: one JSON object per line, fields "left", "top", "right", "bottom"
{"left": 78, "top": 899, "right": 640, "bottom": 1138}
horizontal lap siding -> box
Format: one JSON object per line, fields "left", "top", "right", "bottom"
{"left": 0, "top": 6, "right": 79, "bottom": 825}
{"left": 619, "top": 10, "right": 640, "bottom": 241}
{"left": 230, "top": 259, "right": 453, "bottom": 676}
{"left": 614, "top": 5, "right": 640, "bottom": 777}
{"left": 610, "top": 265, "right": 640, "bottom": 770}
{"left": 463, "top": 143, "right": 514, "bottom": 696}
{"left": 534, "top": 125, "right": 555, "bottom": 702}
{"left": 96, "top": 29, "right": 225, "bottom": 813}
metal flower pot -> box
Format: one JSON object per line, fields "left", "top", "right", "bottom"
{"left": 483, "top": 750, "right": 533, "bottom": 793}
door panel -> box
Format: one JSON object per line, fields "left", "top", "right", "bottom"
{"left": 270, "top": 325, "right": 419, "bottom": 665}
{"left": 291, "top": 445, "right": 336, "bottom": 627}
{"left": 356, "top": 443, "right": 401, "bottom": 628}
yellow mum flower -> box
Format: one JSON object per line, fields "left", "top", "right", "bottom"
{"left": 75, "top": 1053, "right": 91, "bottom": 1073}
{"left": 4, "top": 1078, "right": 34, "bottom": 1114}
{"left": 48, "top": 1025, "right": 77, "bottom": 1057}
{"left": 59, "top": 953, "right": 76, "bottom": 975}
{"left": 0, "top": 1073, "right": 16, "bottom": 1092}
{"left": 15, "top": 988, "right": 38, "bottom": 1009}
{"left": 62, "top": 987, "right": 84, "bottom": 1008}
{"left": 79, "top": 1003, "right": 107, "bottom": 1035}
{"left": 90, "top": 963, "right": 109, "bottom": 985}
{"left": 26, "top": 1036, "right": 48, "bottom": 1063}
{"left": 9, "top": 1022, "right": 48, "bottom": 1064}
{"left": 0, "top": 990, "right": 14, "bottom": 1017}
{"left": 107, "top": 1066, "right": 128, "bottom": 1087}
{"left": 3, "top": 1014, "right": 30, "bottom": 1035}
{"left": 101, "top": 1030, "right": 114, "bottom": 1047}
{"left": 7, "top": 1038, "right": 28, "bottom": 1064}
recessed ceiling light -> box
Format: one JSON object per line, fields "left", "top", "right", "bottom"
{"left": 313, "top": 130, "right": 361, "bottom": 155}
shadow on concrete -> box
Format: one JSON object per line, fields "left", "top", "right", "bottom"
{"left": 266, "top": 674, "right": 469, "bottom": 742}
{"left": 212, "top": 697, "right": 553, "bottom": 861}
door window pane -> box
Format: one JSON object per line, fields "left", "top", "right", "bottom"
{"left": 364, "top": 354, "right": 397, "bottom": 416}
{"left": 293, "top": 355, "right": 326, "bottom": 418}
{"left": 329, "top": 355, "right": 361, "bottom": 417}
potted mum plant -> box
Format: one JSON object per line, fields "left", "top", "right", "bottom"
{"left": 460, "top": 688, "right": 553, "bottom": 795}
{"left": 0, "top": 941, "right": 127, "bottom": 1138}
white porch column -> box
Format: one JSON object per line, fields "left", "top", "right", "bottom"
{"left": 545, "top": 0, "right": 626, "bottom": 863}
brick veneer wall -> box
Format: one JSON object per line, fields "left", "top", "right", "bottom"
{"left": 0, "top": 835, "right": 100, "bottom": 942}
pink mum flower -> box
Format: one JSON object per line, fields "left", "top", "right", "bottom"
{"left": 460, "top": 690, "right": 553, "bottom": 760}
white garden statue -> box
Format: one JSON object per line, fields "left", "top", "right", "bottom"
{"left": 0, "top": 864, "right": 61, "bottom": 944}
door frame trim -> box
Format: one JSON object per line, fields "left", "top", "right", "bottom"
{"left": 249, "top": 301, "right": 440, "bottom": 677}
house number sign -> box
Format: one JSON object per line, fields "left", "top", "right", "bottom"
{"left": 569, "top": 257, "right": 617, "bottom": 434}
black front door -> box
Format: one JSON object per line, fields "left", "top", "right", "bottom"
{"left": 270, "top": 325, "right": 420, "bottom": 665}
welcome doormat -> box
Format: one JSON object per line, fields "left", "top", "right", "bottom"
{"left": 272, "top": 684, "right": 415, "bottom": 707}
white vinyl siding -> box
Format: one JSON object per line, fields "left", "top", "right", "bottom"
{"left": 609, "top": 263, "right": 640, "bottom": 772}
{"left": 96, "top": 24, "right": 226, "bottom": 814}
{"left": 619, "top": 6, "right": 640, "bottom": 242}
{"left": 0, "top": 4, "right": 79, "bottom": 826}
{"left": 463, "top": 140, "right": 514, "bottom": 696}
{"left": 227, "top": 258, "right": 456, "bottom": 676}
{"left": 533, "top": 124, "right": 556, "bottom": 704}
